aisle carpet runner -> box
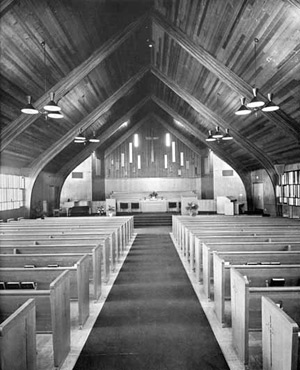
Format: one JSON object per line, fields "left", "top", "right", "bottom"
{"left": 74, "top": 233, "right": 230, "bottom": 370}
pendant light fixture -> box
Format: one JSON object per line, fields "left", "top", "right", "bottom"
{"left": 89, "top": 132, "right": 100, "bottom": 143}
{"left": 206, "top": 93, "right": 233, "bottom": 142}
{"left": 206, "top": 127, "right": 233, "bottom": 142}
{"left": 235, "top": 38, "right": 279, "bottom": 115}
{"left": 21, "top": 41, "right": 63, "bottom": 119}
{"left": 74, "top": 129, "right": 86, "bottom": 143}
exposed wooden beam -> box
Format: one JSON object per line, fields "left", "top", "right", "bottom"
{"left": 151, "top": 10, "right": 300, "bottom": 140}
{"left": 29, "top": 66, "right": 149, "bottom": 179}
{"left": 151, "top": 67, "right": 277, "bottom": 185}
{"left": 287, "top": 0, "right": 300, "bottom": 10}
{"left": 104, "top": 116, "right": 149, "bottom": 158}
{"left": 0, "top": 0, "right": 17, "bottom": 17}
{"left": 1, "top": 12, "right": 149, "bottom": 151}
{"left": 150, "top": 103, "right": 247, "bottom": 178}
{"left": 57, "top": 96, "right": 151, "bottom": 177}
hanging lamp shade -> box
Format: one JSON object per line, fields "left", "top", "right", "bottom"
{"left": 222, "top": 128, "right": 233, "bottom": 140}
{"left": 212, "top": 126, "right": 223, "bottom": 139}
{"left": 247, "top": 88, "right": 265, "bottom": 108}
{"left": 262, "top": 93, "right": 279, "bottom": 112}
{"left": 75, "top": 130, "right": 86, "bottom": 141}
{"left": 44, "top": 92, "right": 61, "bottom": 111}
{"left": 89, "top": 137, "right": 100, "bottom": 143}
{"left": 205, "top": 130, "right": 216, "bottom": 142}
{"left": 21, "top": 96, "right": 39, "bottom": 115}
{"left": 235, "top": 97, "right": 251, "bottom": 115}
{"left": 48, "top": 111, "right": 64, "bottom": 119}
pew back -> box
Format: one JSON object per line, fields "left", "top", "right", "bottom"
{"left": 262, "top": 296, "right": 299, "bottom": 370}
{"left": 0, "top": 270, "right": 70, "bottom": 368}
{"left": 0, "top": 298, "right": 36, "bottom": 370}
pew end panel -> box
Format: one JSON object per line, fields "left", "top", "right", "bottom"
{"left": 262, "top": 296, "right": 299, "bottom": 370}
{"left": 74, "top": 254, "right": 90, "bottom": 327}
{"left": 50, "top": 270, "right": 70, "bottom": 368}
{"left": 213, "top": 253, "right": 226, "bottom": 325}
{"left": 0, "top": 298, "right": 36, "bottom": 370}
{"left": 92, "top": 245, "right": 102, "bottom": 301}
{"left": 230, "top": 267, "right": 249, "bottom": 365}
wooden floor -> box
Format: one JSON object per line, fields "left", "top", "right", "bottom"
{"left": 37, "top": 226, "right": 261, "bottom": 370}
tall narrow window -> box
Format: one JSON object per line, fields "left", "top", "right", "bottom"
{"left": 129, "top": 142, "right": 133, "bottom": 163}
{"left": 134, "top": 134, "right": 139, "bottom": 148}
{"left": 121, "top": 153, "right": 125, "bottom": 167}
{"left": 166, "top": 133, "right": 171, "bottom": 147}
{"left": 164, "top": 154, "right": 168, "bottom": 168}
{"left": 137, "top": 155, "right": 141, "bottom": 169}
{"left": 172, "top": 141, "right": 176, "bottom": 162}
{"left": 180, "top": 152, "right": 184, "bottom": 166}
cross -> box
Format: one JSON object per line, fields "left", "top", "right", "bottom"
{"left": 145, "top": 131, "right": 159, "bottom": 162}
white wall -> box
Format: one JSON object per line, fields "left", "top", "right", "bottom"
{"left": 213, "top": 153, "right": 247, "bottom": 207}
{"left": 105, "top": 177, "right": 202, "bottom": 198}
{"left": 60, "top": 157, "right": 92, "bottom": 204}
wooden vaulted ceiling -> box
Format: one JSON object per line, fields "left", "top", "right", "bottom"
{"left": 1, "top": 0, "right": 300, "bottom": 184}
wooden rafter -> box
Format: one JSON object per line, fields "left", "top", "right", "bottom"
{"left": 57, "top": 96, "right": 151, "bottom": 178}
{"left": 151, "top": 10, "right": 300, "bottom": 140}
{"left": 151, "top": 67, "right": 277, "bottom": 185}
{"left": 150, "top": 106, "right": 247, "bottom": 179}
{"left": 29, "top": 66, "right": 149, "bottom": 179}
{"left": 104, "top": 116, "right": 149, "bottom": 158}
{"left": 0, "top": 12, "right": 149, "bottom": 151}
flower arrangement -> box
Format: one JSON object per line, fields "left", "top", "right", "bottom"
{"left": 149, "top": 191, "right": 158, "bottom": 199}
{"left": 186, "top": 202, "right": 199, "bottom": 216}
{"left": 97, "top": 206, "right": 105, "bottom": 215}
{"left": 107, "top": 205, "right": 115, "bottom": 217}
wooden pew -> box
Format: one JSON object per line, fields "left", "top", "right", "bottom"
{"left": 0, "top": 247, "right": 102, "bottom": 301}
{"left": 0, "top": 215, "right": 134, "bottom": 250}
{"left": 0, "top": 242, "right": 109, "bottom": 291}
{"left": 202, "top": 242, "right": 300, "bottom": 299}
{"left": 0, "top": 270, "right": 70, "bottom": 369}
{"left": 172, "top": 215, "right": 300, "bottom": 262}
{"left": 262, "top": 296, "right": 300, "bottom": 370}
{"left": 213, "top": 251, "right": 300, "bottom": 325}
{"left": 0, "top": 254, "right": 90, "bottom": 327}
{"left": 230, "top": 266, "right": 300, "bottom": 366}
{"left": 0, "top": 233, "right": 119, "bottom": 273}
{"left": 0, "top": 298, "right": 36, "bottom": 370}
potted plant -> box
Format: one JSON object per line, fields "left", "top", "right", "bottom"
{"left": 107, "top": 205, "right": 115, "bottom": 217}
{"left": 97, "top": 205, "right": 105, "bottom": 216}
{"left": 186, "top": 202, "right": 199, "bottom": 216}
{"left": 149, "top": 191, "right": 158, "bottom": 199}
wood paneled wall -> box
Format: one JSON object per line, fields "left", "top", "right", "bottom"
{"left": 105, "top": 120, "right": 207, "bottom": 178}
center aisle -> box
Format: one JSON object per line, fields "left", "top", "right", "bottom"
{"left": 73, "top": 229, "right": 230, "bottom": 370}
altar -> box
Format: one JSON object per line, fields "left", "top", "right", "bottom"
{"left": 140, "top": 199, "right": 167, "bottom": 213}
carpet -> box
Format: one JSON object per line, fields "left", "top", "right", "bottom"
{"left": 74, "top": 233, "right": 230, "bottom": 370}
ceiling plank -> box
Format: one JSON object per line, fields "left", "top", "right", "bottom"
{"left": 1, "top": 12, "right": 149, "bottom": 151}
{"left": 150, "top": 101, "right": 247, "bottom": 178}
{"left": 29, "top": 66, "right": 149, "bottom": 179}
{"left": 0, "top": 0, "right": 17, "bottom": 17}
{"left": 152, "top": 10, "right": 300, "bottom": 140}
{"left": 151, "top": 67, "right": 277, "bottom": 185}
{"left": 57, "top": 96, "right": 151, "bottom": 177}
{"left": 105, "top": 116, "right": 149, "bottom": 158}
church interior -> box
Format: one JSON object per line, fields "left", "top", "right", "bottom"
{"left": 0, "top": 1, "right": 300, "bottom": 369}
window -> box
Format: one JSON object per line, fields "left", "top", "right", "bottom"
{"left": 0, "top": 174, "right": 25, "bottom": 211}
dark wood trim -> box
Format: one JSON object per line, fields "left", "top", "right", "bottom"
{"left": 151, "top": 66, "right": 277, "bottom": 186}
{"left": 57, "top": 96, "right": 151, "bottom": 178}
{"left": 151, "top": 10, "right": 300, "bottom": 140}
{"left": 1, "top": 13, "right": 149, "bottom": 151}
{"left": 29, "top": 66, "right": 149, "bottom": 179}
